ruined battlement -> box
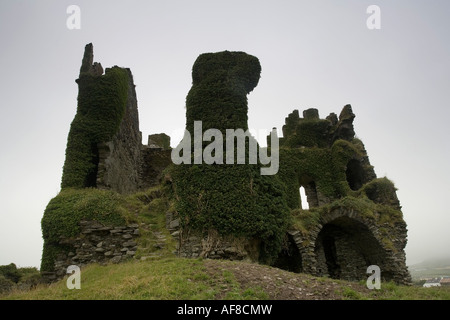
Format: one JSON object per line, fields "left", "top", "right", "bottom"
{"left": 280, "top": 105, "right": 356, "bottom": 148}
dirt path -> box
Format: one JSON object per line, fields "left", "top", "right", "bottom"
{"left": 204, "top": 259, "right": 371, "bottom": 300}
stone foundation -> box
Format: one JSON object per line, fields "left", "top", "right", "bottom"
{"left": 166, "top": 208, "right": 260, "bottom": 262}
{"left": 42, "top": 220, "right": 140, "bottom": 283}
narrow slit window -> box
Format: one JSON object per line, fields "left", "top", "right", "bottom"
{"left": 299, "top": 186, "right": 309, "bottom": 210}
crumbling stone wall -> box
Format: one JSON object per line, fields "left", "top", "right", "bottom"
{"left": 139, "top": 148, "right": 172, "bottom": 190}
{"left": 61, "top": 43, "right": 172, "bottom": 194}
{"left": 275, "top": 107, "right": 410, "bottom": 284}
{"left": 41, "top": 220, "right": 140, "bottom": 283}
{"left": 61, "top": 44, "right": 130, "bottom": 189}
{"left": 96, "top": 68, "right": 143, "bottom": 194}
{"left": 287, "top": 207, "right": 409, "bottom": 283}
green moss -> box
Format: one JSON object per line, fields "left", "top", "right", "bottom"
{"left": 291, "top": 209, "right": 320, "bottom": 233}
{"left": 277, "top": 138, "right": 372, "bottom": 210}
{"left": 61, "top": 67, "right": 129, "bottom": 189}
{"left": 278, "top": 147, "right": 339, "bottom": 208}
{"left": 291, "top": 193, "right": 405, "bottom": 248}
{"left": 362, "top": 177, "right": 400, "bottom": 207}
{"left": 40, "top": 244, "right": 71, "bottom": 274}
{"left": 331, "top": 139, "right": 363, "bottom": 168}
{"left": 321, "top": 196, "right": 378, "bottom": 220}
{"left": 40, "top": 188, "right": 134, "bottom": 272}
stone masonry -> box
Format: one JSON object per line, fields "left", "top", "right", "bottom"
{"left": 41, "top": 220, "right": 140, "bottom": 282}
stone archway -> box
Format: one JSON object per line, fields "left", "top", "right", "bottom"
{"left": 292, "top": 207, "right": 409, "bottom": 283}
{"left": 272, "top": 233, "right": 303, "bottom": 273}
{"left": 314, "top": 216, "right": 387, "bottom": 281}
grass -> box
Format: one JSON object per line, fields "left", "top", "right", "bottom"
{"left": 124, "top": 187, "right": 177, "bottom": 259}
{"left": 8, "top": 186, "right": 450, "bottom": 301}
{"left": 362, "top": 281, "right": 450, "bottom": 300}
{"left": 342, "top": 287, "right": 362, "bottom": 300}
{"left": 2, "top": 257, "right": 450, "bottom": 300}
{"left": 1, "top": 258, "right": 268, "bottom": 300}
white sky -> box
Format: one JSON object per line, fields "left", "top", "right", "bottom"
{"left": 0, "top": 0, "right": 449, "bottom": 268}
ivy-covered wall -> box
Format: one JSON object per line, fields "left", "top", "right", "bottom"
{"left": 60, "top": 67, "right": 129, "bottom": 189}
{"left": 40, "top": 188, "right": 130, "bottom": 272}
{"left": 169, "top": 51, "right": 291, "bottom": 263}
{"left": 275, "top": 106, "right": 376, "bottom": 209}
{"left": 273, "top": 106, "right": 410, "bottom": 283}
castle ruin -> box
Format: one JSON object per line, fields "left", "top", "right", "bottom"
{"left": 41, "top": 44, "right": 410, "bottom": 284}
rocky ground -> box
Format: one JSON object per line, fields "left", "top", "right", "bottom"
{"left": 203, "top": 259, "right": 371, "bottom": 300}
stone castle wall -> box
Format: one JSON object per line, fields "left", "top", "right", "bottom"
{"left": 96, "top": 69, "right": 143, "bottom": 194}
{"left": 42, "top": 221, "right": 140, "bottom": 283}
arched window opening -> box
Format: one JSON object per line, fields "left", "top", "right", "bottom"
{"left": 299, "top": 181, "right": 319, "bottom": 209}
{"left": 299, "top": 186, "right": 309, "bottom": 210}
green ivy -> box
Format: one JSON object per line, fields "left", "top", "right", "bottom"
{"left": 277, "top": 138, "right": 370, "bottom": 209}
{"left": 186, "top": 51, "right": 261, "bottom": 133}
{"left": 170, "top": 163, "right": 291, "bottom": 264}
{"left": 362, "top": 177, "right": 401, "bottom": 208}
{"left": 40, "top": 188, "right": 132, "bottom": 272}
{"left": 61, "top": 67, "right": 129, "bottom": 189}
{"left": 170, "top": 51, "right": 290, "bottom": 263}
{"left": 283, "top": 119, "right": 331, "bottom": 148}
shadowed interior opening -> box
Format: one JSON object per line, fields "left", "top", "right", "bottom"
{"left": 346, "top": 159, "right": 364, "bottom": 191}
{"left": 314, "top": 216, "right": 387, "bottom": 281}
{"left": 272, "top": 234, "right": 303, "bottom": 273}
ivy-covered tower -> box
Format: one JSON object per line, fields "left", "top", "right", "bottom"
{"left": 273, "top": 106, "right": 411, "bottom": 284}
{"left": 40, "top": 44, "right": 171, "bottom": 279}
{"left": 168, "top": 51, "right": 291, "bottom": 264}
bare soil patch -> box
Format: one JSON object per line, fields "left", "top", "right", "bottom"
{"left": 204, "top": 259, "right": 370, "bottom": 300}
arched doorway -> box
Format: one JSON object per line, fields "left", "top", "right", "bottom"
{"left": 314, "top": 216, "right": 387, "bottom": 281}
{"left": 272, "top": 233, "right": 303, "bottom": 273}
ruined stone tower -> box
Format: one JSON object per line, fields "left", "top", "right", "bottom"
{"left": 60, "top": 43, "right": 171, "bottom": 193}
{"left": 168, "top": 51, "right": 291, "bottom": 264}
{"left": 272, "top": 106, "right": 411, "bottom": 283}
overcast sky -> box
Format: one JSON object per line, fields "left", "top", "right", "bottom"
{"left": 0, "top": 0, "right": 449, "bottom": 268}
